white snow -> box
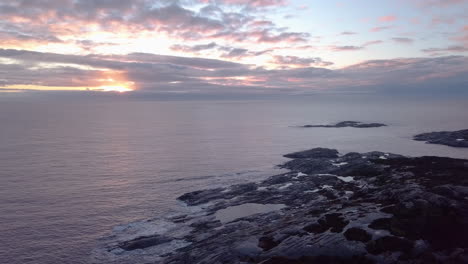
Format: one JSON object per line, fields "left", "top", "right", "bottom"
{"left": 336, "top": 176, "right": 355, "bottom": 182}
{"left": 215, "top": 203, "right": 286, "bottom": 224}
{"left": 279, "top": 183, "right": 293, "bottom": 189}
{"left": 332, "top": 162, "right": 348, "bottom": 167}
{"left": 317, "top": 174, "right": 354, "bottom": 183}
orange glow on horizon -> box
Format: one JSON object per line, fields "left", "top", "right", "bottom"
{"left": 97, "top": 85, "right": 133, "bottom": 93}
{"left": 0, "top": 84, "right": 134, "bottom": 93}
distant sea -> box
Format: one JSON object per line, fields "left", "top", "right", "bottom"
{"left": 1, "top": 95, "right": 468, "bottom": 264}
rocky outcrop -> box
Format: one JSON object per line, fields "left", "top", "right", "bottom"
{"left": 300, "top": 121, "right": 387, "bottom": 128}
{"left": 94, "top": 148, "right": 468, "bottom": 264}
{"left": 414, "top": 129, "right": 468, "bottom": 148}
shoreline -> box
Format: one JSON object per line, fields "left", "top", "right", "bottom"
{"left": 92, "top": 148, "right": 468, "bottom": 264}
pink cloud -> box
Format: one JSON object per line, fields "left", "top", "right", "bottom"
{"left": 431, "top": 16, "right": 456, "bottom": 25}
{"left": 410, "top": 18, "right": 421, "bottom": 24}
{"left": 197, "top": 0, "right": 288, "bottom": 7}
{"left": 392, "top": 37, "right": 414, "bottom": 44}
{"left": 363, "top": 40, "right": 384, "bottom": 46}
{"left": 329, "top": 45, "right": 364, "bottom": 52}
{"left": 457, "top": 25, "right": 468, "bottom": 45}
{"left": 249, "top": 20, "right": 275, "bottom": 28}
{"left": 0, "top": 0, "right": 311, "bottom": 51}
{"left": 378, "top": 15, "right": 397, "bottom": 22}
{"left": 271, "top": 55, "right": 333, "bottom": 68}
{"left": 340, "top": 31, "right": 357, "bottom": 35}
{"left": 2, "top": 49, "right": 468, "bottom": 94}
{"left": 328, "top": 40, "right": 383, "bottom": 52}
{"left": 370, "top": 26, "right": 393, "bottom": 32}
{"left": 422, "top": 46, "right": 468, "bottom": 55}
{"left": 416, "top": 0, "right": 467, "bottom": 8}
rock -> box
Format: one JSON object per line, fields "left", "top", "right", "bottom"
{"left": 258, "top": 236, "right": 279, "bottom": 251}
{"left": 366, "top": 236, "right": 413, "bottom": 254}
{"left": 318, "top": 213, "right": 349, "bottom": 233}
{"left": 261, "top": 255, "right": 375, "bottom": 264}
{"left": 300, "top": 121, "right": 386, "bottom": 128}
{"left": 96, "top": 148, "right": 468, "bottom": 264}
{"left": 344, "top": 228, "right": 372, "bottom": 242}
{"left": 414, "top": 129, "right": 468, "bottom": 148}
{"left": 368, "top": 218, "right": 391, "bottom": 230}
{"left": 283, "top": 148, "right": 339, "bottom": 159}
{"left": 303, "top": 222, "right": 329, "bottom": 234}
{"left": 118, "top": 235, "right": 171, "bottom": 251}
{"left": 234, "top": 240, "right": 263, "bottom": 257}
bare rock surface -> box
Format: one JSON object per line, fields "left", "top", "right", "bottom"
{"left": 414, "top": 129, "right": 468, "bottom": 148}
{"left": 300, "top": 121, "right": 387, "bottom": 128}
{"left": 93, "top": 148, "right": 468, "bottom": 264}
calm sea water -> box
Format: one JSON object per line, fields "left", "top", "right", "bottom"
{"left": 1, "top": 96, "right": 468, "bottom": 264}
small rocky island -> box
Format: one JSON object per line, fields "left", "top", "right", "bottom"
{"left": 414, "top": 129, "right": 468, "bottom": 148}
{"left": 300, "top": 121, "right": 386, "bottom": 128}
{"left": 95, "top": 148, "right": 468, "bottom": 264}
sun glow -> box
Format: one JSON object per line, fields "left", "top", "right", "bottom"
{"left": 98, "top": 85, "right": 133, "bottom": 93}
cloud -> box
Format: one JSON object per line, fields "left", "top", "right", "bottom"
{"left": 414, "top": 0, "right": 468, "bottom": 8}
{"left": 3, "top": 48, "right": 466, "bottom": 95}
{"left": 328, "top": 40, "right": 383, "bottom": 52}
{"left": 248, "top": 20, "right": 275, "bottom": 28}
{"left": 197, "top": 0, "right": 288, "bottom": 8}
{"left": 329, "top": 45, "right": 364, "bottom": 51}
{"left": 378, "top": 15, "right": 397, "bottom": 22}
{"left": 250, "top": 30, "right": 310, "bottom": 43}
{"left": 392, "top": 37, "right": 414, "bottom": 44}
{"left": 271, "top": 55, "right": 334, "bottom": 68}
{"left": 422, "top": 46, "right": 468, "bottom": 55}
{"left": 456, "top": 25, "right": 468, "bottom": 45}
{"left": 0, "top": 0, "right": 310, "bottom": 52}
{"left": 170, "top": 42, "right": 271, "bottom": 59}
{"left": 340, "top": 31, "right": 357, "bottom": 35}
{"left": 171, "top": 42, "right": 219, "bottom": 52}
{"left": 431, "top": 16, "right": 456, "bottom": 25}
{"left": 422, "top": 26, "right": 468, "bottom": 55}
{"left": 370, "top": 26, "right": 393, "bottom": 32}
{"left": 363, "top": 40, "right": 384, "bottom": 46}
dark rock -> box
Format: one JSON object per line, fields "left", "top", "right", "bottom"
{"left": 414, "top": 129, "right": 468, "bottom": 148}
{"left": 118, "top": 235, "right": 171, "bottom": 251}
{"left": 344, "top": 228, "right": 372, "bottom": 242}
{"left": 301, "top": 121, "right": 386, "bottom": 128}
{"left": 98, "top": 148, "right": 468, "bottom": 264}
{"left": 366, "top": 236, "right": 413, "bottom": 254}
{"left": 318, "top": 213, "right": 349, "bottom": 233}
{"left": 283, "top": 148, "right": 339, "bottom": 159}
{"left": 262, "top": 255, "right": 375, "bottom": 264}
{"left": 258, "top": 236, "right": 280, "bottom": 251}
{"left": 303, "top": 222, "right": 328, "bottom": 234}
{"left": 368, "top": 218, "right": 392, "bottom": 230}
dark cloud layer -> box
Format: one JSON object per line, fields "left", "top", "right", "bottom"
{"left": 0, "top": 0, "right": 310, "bottom": 47}
{"left": 1, "top": 49, "right": 467, "bottom": 95}
{"left": 0, "top": 1, "right": 467, "bottom": 96}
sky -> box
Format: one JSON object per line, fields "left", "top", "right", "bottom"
{"left": 0, "top": 0, "right": 467, "bottom": 96}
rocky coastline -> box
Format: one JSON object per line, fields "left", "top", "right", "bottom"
{"left": 94, "top": 147, "right": 468, "bottom": 264}
{"left": 300, "top": 121, "right": 387, "bottom": 128}
{"left": 414, "top": 129, "right": 468, "bottom": 148}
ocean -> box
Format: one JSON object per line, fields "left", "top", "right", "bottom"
{"left": 1, "top": 95, "right": 468, "bottom": 263}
